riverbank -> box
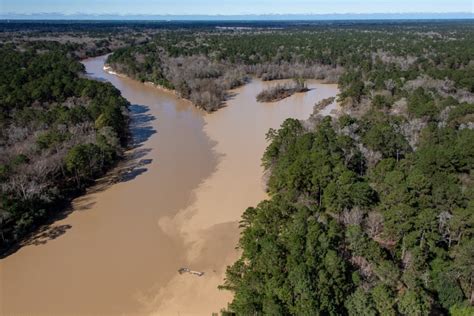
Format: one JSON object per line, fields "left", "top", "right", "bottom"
{"left": 103, "top": 64, "right": 190, "bottom": 103}
{"left": 145, "top": 78, "right": 340, "bottom": 315}
{"left": 1, "top": 55, "right": 340, "bottom": 316}
{"left": 1, "top": 55, "right": 218, "bottom": 315}
{"left": 256, "top": 82, "right": 310, "bottom": 103}
{"left": 0, "top": 52, "right": 130, "bottom": 258}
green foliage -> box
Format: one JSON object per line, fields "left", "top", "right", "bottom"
{"left": 0, "top": 45, "right": 128, "bottom": 251}
{"left": 448, "top": 102, "right": 474, "bottom": 127}
{"left": 108, "top": 21, "right": 474, "bottom": 111}
{"left": 225, "top": 107, "right": 473, "bottom": 314}
{"left": 2, "top": 21, "right": 473, "bottom": 315}
{"left": 65, "top": 143, "right": 102, "bottom": 183}
{"left": 372, "top": 94, "right": 391, "bottom": 109}
{"left": 338, "top": 114, "right": 357, "bottom": 128}
{"left": 449, "top": 304, "right": 474, "bottom": 316}
{"left": 0, "top": 48, "right": 83, "bottom": 113}
{"left": 371, "top": 284, "right": 396, "bottom": 316}
{"left": 398, "top": 289, "right": 432, "bottom": 316}
{"left": 104, "top": 22, "right": 474, "bottom": 315}
{"left": 342, "top": 80, "right": 365, "bottom": 102}
{"left": 361, "top": 114, "right": 410, "bottom": 159}
{"left": 345, "top": 288, "right": 377, "bottom": 316}
{"left": 36, "top": 130, "right": 70, "bottom": 149}
{"left": 436, "top": 275, "right": 465, "bottom": 310}
{"left": 408, "top": 88, "right": 438, "bottom": 119}
{"left": 223, "top": 120, "right": 373, "bottom": 314}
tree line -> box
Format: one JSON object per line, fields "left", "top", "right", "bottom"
{"left": 0, "top": 43, "right": 129, "bottom": 253}
{"left": 221, "top": 107, "right": 473, "bottom": 315}
{"left": 107, "top": 21, "right": 473, "bottom": 112}
{"left": 103, "top": 22, "right": 474, "bottom": 314}
{"left": 215, "top": 21, "right": 474, "bottom": 315}
{"left": 1, "top": 21, "right": 472, "bottom": 314}
{"left": 256, "top": 79, "right": 309, "bottom": 102}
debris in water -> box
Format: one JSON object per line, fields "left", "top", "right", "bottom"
{"left": 178, "top": 267, "right": 205, "bottom": 277}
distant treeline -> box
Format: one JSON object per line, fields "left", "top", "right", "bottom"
{"left": 1, "top": 19, "right": 471, "bottom": 32}
{"left": 0, "top": 43, "right": 129, "bottom": 253}
{"left": 107, "top": 21, "right": 473, "bottom": 111}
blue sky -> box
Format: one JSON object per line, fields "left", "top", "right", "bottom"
{"left": 2, "top": 0, "right": 473, "bottom": 15}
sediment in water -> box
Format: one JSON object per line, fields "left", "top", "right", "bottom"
{"left": 0, "top": 55, "right": 339, "bottom": 316}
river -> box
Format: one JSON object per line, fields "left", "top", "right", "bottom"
{"left": 0, "top": 55, "right": 339, "bottom": 315}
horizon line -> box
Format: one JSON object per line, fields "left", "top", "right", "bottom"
{"left": 1, "top": 12, "right": 473, "bottom": 21}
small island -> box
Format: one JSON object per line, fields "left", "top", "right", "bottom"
{"left": 256, "top": 78, "right": 309, "bottom": 102}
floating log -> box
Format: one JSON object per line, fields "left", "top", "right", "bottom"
{"left": 178, "top": 267, "right": 204, "bottom": 277}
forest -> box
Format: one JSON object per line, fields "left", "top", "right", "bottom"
{"left": 0, "top": 41, "right": 129, "bottom": 253}
{"left": 106, "top": 21, "right": 473, "bottom": 112}
{"left": 211, "top": 22, "right": 473, "bottom": 315}
{"left": 0, "top": 20, "right": 473, "bottom": 315}
{"left": 221, "top": 114, "right": 473, "bottom": 315}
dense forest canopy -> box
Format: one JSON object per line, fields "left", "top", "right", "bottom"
{"left": 106, "top": 21, "right": 474, "bottom": 111}
{"left": 191, "top": 22, "right": 473, "bottom": 316}
{"left": 0, "top": 40, "right": 129, "bottom": 252}
{"left": 0, "top": 20, "right": 472, "bottom": 315}
{"left": 221, "top": 112, "right": 473, "bottom": 315}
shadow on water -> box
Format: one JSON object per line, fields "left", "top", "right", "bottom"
{"left": 113, "top": 104, "right": 157, "bottom": 183}
{"left": 0, "top": 102, "right": 158, "bottom": 258}
{"left": 21, "top": 224, "right": 73, "bottom": 246}
{"left": 117, "top": 149, "right": 153, "bottom": 183}
{"left": 129, "top": 104, "right": 157, "bottom": 147}
{"left": 91, "top": 104, "right": 156, "bottom": 186}
{"left": 0, "top": 196, "right": 97, "bottom": 258}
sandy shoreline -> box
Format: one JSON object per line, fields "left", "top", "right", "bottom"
{"left": 103, "top": 64, "right": 189, "bottom": 101}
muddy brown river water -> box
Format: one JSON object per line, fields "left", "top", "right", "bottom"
{"left": 0, "top": 55, "right": 339, "bottom": 316}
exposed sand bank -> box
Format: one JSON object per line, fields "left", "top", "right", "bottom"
{"left": 103, "top": 64, "right": 185, "bottom": 100}
{"left": 0, "top": 55, "right": 339, "bottom": 315}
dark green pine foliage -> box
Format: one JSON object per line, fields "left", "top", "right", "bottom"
{"left": 222, "top": 115, "right": 473, "bottom": 315}
{"left": 221, "top": 118, "right": 375, "bottom": 315}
